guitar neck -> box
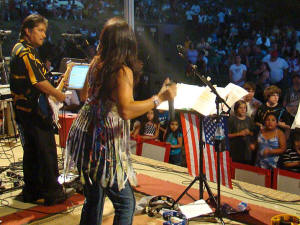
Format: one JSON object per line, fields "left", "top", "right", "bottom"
{"left": 55, "top": 65, "right": 73, "bottom": 92}
{"left": 56, "top": 76, "right": 66, "bottom": 92}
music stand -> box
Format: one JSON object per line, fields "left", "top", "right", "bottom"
{"left": 171, "top": 108, "right": 228, "bottom": 224}
{"left": 169, "top": 47, "right": 232, "bottom": 224}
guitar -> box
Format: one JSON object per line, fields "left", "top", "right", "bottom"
{"left": 38, "top": 63, "right": 74, "bottom": 128}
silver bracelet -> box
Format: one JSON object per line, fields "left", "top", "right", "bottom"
{"left": 152, "top": 95, "right": 160, "bottom": 108}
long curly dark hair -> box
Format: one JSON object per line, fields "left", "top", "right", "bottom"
{"left": 89, "top": 17, "right": 143, "bottom": 101}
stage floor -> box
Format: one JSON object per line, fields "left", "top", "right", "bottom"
{"left": 0, "top": 136, "right": 299, "bottom": 225}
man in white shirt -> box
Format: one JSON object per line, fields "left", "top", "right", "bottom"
{"left": 264, "top": 51, "right": 288, "bottom": 87}
{"left": 229, "top": 55, "right": 247, "bottom": 87}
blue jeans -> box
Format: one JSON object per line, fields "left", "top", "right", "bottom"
{"left": 169, "top": 152, "right": 182, "bottom": 166}
{"left": 80, "top": 176, "right": 135, "bottom": 225}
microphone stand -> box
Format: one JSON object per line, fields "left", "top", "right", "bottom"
{"left": 62, "top": 35, "right": 91, "bottom": 62}
{"left": 172, "top": 46, "right": 231, "bottom": 225}
{"left": 0, "top": 37, "right": 8, "bottom": 84}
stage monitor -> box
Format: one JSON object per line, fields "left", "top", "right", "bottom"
{"left": 68, "top": 64, "right": 89, "bottom": 90}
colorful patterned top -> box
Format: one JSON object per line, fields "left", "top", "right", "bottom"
{"left": 143, "top": 122, "right": 157, "bottom": 136}
{"left": 64, "top": 68, "right": 137, "bottom": 191}
{"left": 256, "top": 130, "right": 280, "bottom": 169}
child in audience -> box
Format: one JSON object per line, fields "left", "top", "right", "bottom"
{"left": 283, "top": 73, "right": 300, "bottom": 122}
{"left": 133, "top": 109, "right": 160, "bottom": 140}
{"left": 164, "top": 119, "right": 183, "bottom": 166}
{"left": 254, "top": 85, "right": 291, "bottom": 137}
{"left": 228, "top": 100, "right": 255, "bottom": 164}
{"left": 280, "top": 130, "right": 300, "bottom": 173}
{"left": 243, "top": 82, "right": 262, "bottom": 119}
{"left": 253, "top": 62, "right": 271, "bottom": 102}
{"left": 130, "top": 119, "right": 141, "bottom": 138}
{"left": 254, "top": 112, "right": 286, "bottom": 169}
{"left": 158, "top": 109, "right": 169, "bottom": 141}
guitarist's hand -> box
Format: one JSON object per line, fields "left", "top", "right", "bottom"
{"left": 64, "top": 62, "right": 76, "bottom": 80}
{"left": 56, "top": 62, "right": 75, "bottom": 92}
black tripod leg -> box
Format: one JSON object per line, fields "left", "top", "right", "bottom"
{"left": 172, "top": 176, "right": 200, "bottom": 208}
{"left": 201, "top": 174, "right": 225, "bottom": 224}
{"left": 201, "top": 174, "right": 217, "bottom": 206}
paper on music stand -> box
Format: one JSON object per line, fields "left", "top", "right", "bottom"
{"left": 157, "top": 83, "right": 248, "bottom": 116}
{"left": 179, "top": 199, "right": 213, "bottom": 219}
{"left": 291, "top": 103, "right": 300, "bottom": 129}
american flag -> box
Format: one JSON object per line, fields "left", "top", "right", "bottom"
{"left": 180, "top": 113, "right": 232, "bottom": 189}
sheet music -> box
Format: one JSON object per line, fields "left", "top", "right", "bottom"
{"left": 291, "top": 103, "right": 300, "bottom": 129}
{"left": 224, "top": 83, "right": 249, "bottom": 107}
{"left": 172, "top": 83, "right": 206, "bottom": 110}
{"left": 193, "top": 86, "right": 216, "bottom": 116}
{"left": 179, "top": 199, "right": 213, "bottom": 219}
{"left": 157, "top": 83, "right": 248, "bottom": 116}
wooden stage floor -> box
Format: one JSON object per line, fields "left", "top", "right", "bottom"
{"left": 0, "top": 137, "right": 299, "bottom": 225}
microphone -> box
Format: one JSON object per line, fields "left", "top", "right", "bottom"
{"left": 61, "top": 33, "right": 82, "bottom": 38}
{"left": 0, "top": 30, "right": 12, "bottom": 36}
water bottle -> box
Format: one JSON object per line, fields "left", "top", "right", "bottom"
{"left": 215, "top": 123, "right": 225, "bottom": 140}
{"left": 237, "top": 202, "right": 248, "bottom": 212}
{"left": 215, "top": 123, "right": 225, "bottom": 151}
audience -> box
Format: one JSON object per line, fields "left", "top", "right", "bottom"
{"left": 280, "top": 130, "right": 300, "bottom": 173}
{"left": 253, "top": 62, "right": 271, "bottom": 102}
{"left": 254, "top": 86, "right": 291, "bottom": 137}
{"left": 158, "top": 109, "right": 169, "bottom": 141}
{"left": 263, "top": 51, "right": 289, "bottom": 90}
{"left": 242, "top": 82, "right": 262, "bottom": 119}
{"left": 132, "top": 109, "right": 160, "bottom": 140}
{"left": 228, "top": 100, "right": 255, "bottom": 164}
{"left": 283, "top": 73, "right": 300, "bottom": 121}
{"left": 254, "top": 112, "right": 287, "bottom": 169}
{"left": 229, "top": 55, "right": 247, "bottom": 87}
{"left": 164, "top": 118, "right": 183, "bottom": 166}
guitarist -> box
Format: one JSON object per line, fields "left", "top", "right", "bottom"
{"left": 9, "top": 14, "right": 73, "bottom": 205}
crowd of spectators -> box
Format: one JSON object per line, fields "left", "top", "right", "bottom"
{"left": 228, "top": 82, "right": 300, "bottom": 173}
{"left": 181, "top": 1, "right": 300, "bottom": 87}
{"left": 0, "top": 0, "right": 120, "bottom": 22}
{"left": 133, "top": 0, "right": 300, "bottom": 172}
{"left": 180, "top": 0, "right": 300, "bottom": 173}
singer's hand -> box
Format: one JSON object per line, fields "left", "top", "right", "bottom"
{"left": 158, "top": 78, "right": 177, "bottom": 102}
{"left": 158, "top": 78, "right": 170, "bottom": 94}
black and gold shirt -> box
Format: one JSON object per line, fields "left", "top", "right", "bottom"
{"left": 9, "top": 39, "right": 49, "bottom": 120}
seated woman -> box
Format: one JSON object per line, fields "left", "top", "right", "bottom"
{"left": 132, "top": 109, "right": 160, "bottom": 140}
{"left": 228, "top": 100, "right": 255, "bottom": 164}
{"left": 253, "top": 112, "right": 286, "bottom": 169}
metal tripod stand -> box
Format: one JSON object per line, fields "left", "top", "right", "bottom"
{"left": 0, "top": 30, "right": 11, "bottom": 84}
{"left": 171, "top": 112, "right": 226, "bottom": 225}
{"left": 172, "top": 45, "right": 232, "bottom": 224}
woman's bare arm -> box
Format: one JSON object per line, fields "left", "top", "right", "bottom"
{"left": 115, "top": 67, "right": 176, "bottom": 120}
